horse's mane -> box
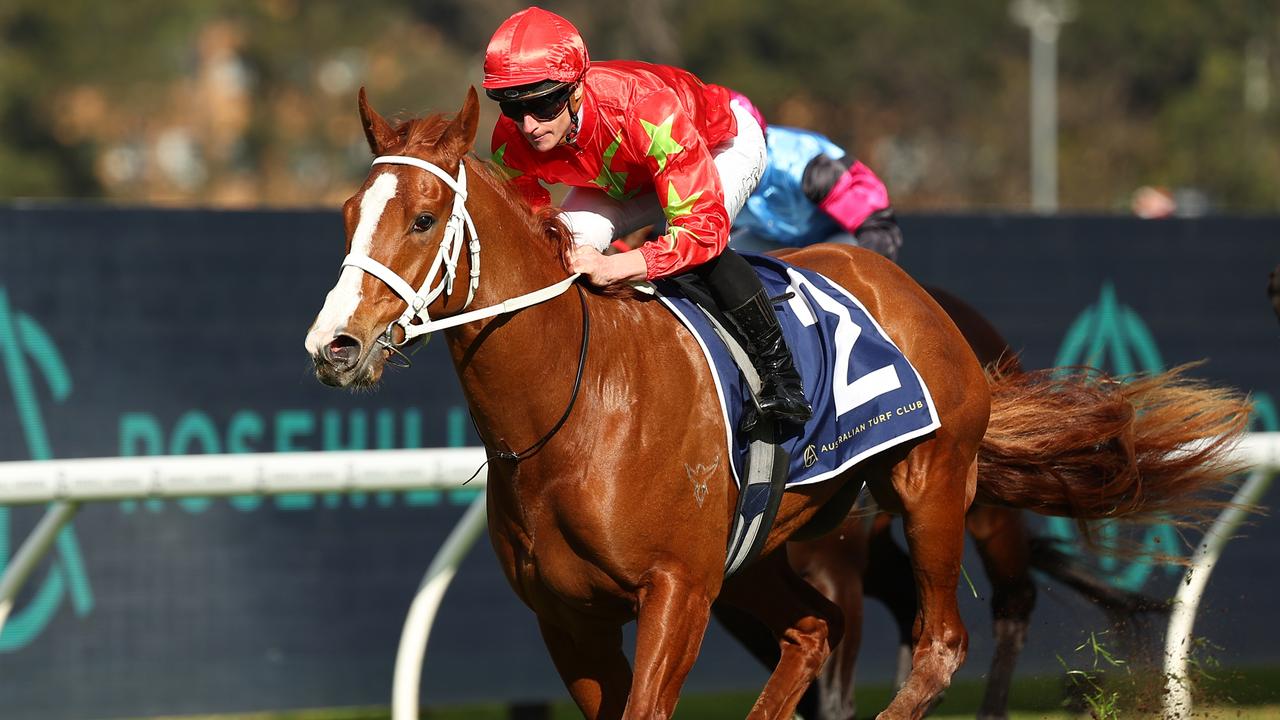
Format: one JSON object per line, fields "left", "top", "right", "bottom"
{"left": 385, "top": 113, "right": 575, "bottom": 275}
{"left": 473, "top": 161, "right": 576, "bottom": 277}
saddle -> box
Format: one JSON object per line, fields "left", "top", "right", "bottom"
{"left": 655, "top": 253, "right": 941, "bottom": 577}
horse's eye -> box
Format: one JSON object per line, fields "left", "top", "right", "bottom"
{"left": 412, "top": 213, "right": 436, "bottom": 233}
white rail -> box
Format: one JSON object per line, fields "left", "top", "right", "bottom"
{"left": 391, "top": 492, "right": 489, "bottom": 720}
{"left": 1162, "top": 432, "right": 1280, "bottom": 719}
{"left": 0, "top": 448, "right": 487, "bottom": 503}
{"left": 0, "top": 500, "right": 79, "bottom": 633}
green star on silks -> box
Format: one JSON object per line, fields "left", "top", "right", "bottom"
{"left": 492, "top": 143, "right": 522, "bottom": 179}
{"left": 641, "top": 114, "right": 684, "bottom": 173}
{"left": 590, "top": 132, "right": 639, "bottom": 201}
{"left": 662, "top": 181, "right": 703, "bottom": 249}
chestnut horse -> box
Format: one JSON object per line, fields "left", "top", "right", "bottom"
{"left": 305, "top": 88, "right": 1249, "bottom": 720}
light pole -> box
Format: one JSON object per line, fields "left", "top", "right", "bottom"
{"left": 1010, "top": 0, "right": 1075, "bottom": 213}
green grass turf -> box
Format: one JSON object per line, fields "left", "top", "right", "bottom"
{"left": 138, "top": 665, "right": 1280, "bottom": 719}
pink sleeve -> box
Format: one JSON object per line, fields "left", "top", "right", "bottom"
{"left": 818, "top": 160, "right": 890, "bottom": 234}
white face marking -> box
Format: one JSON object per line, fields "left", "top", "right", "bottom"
{"left": 305, "top": 172, "right": 399, "bottom": 355}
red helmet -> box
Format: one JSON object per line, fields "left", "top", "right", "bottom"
{"left": 483, "top": 7, "right": 589, "bottom": 101}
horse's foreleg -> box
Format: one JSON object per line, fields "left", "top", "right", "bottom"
{"left": 712, "top": 531, "right": 864, "bottom": 720}
{"left": 966, "top": 505, "right": 1035, "bottom": 720}
{"left": 537, "top": 618, "right": 632, "bottom": 719}
{"left": 623, "top": 568, "right": 715, "bottom": 720}
{"left": 719, "top": 550, "right": 843, "bottom": 720}
{"left": 870, "top": 450, "right": 974, "bottom": 720}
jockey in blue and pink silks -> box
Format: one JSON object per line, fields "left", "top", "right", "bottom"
{"left": 482, "top": 6, "right": 811, "bottom": 425}
{"left": 728, "top": 98, "right": 904, "bottom": 262}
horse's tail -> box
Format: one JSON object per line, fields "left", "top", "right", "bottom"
{"left": 975, "top": 364, "right": 1251, "bottom": 522}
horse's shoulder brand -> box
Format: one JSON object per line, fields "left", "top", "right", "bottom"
{"left": 684, "top": 459, "right": 718, "bottom": 508}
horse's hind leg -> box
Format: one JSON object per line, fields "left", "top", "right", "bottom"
{"left": 537, "top": 617, "right": 632, "bottom": 719}
{"left": 868, "top": 444, "right": 976, "bottom": 720}
{"left": 967, "top": 505, "right": 1035, "bottom": 720}
{"left": 719, "top": 549, "right": 845, "bottom": 719}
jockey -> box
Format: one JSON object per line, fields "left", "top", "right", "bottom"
{"left": 483, "top": 6, "right": 811, "bottom": 426}
{"left": 729, "top": 107, "right": 903, "bottom": 261}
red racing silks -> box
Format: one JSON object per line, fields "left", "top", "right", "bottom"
{"left": 489, "top": 60, "right": 738, "bottom": 280}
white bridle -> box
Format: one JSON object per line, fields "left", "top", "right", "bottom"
{"left": 340, "top": 155, "right": 578, "bottom": 346}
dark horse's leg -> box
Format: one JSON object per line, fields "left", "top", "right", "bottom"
{"left": 789, "top": 512, "right": 872, "bottom": 720}
{"left": 862, "top": 510, "right": 918, "bottom": 691}
{"left": 865, "top": 505, "right": 1036, "bottom": 720}
{"left": 966, "top": 505, "right": 1036, "bottom": 720}
{"left": 717, "top": 547, "right": 845, "bottom": 719}
{"left": 712, "top": 505, "right": 875, "bottom": 720}
{"left": 536, "top": 617, "right": 632, "bottom": 719}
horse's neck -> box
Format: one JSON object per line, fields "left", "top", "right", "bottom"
{"left": 442, "top": 164, "right": 594, "bottom": 452}
{"left": 468, "top": 157, "right": 570, "bottom": 299}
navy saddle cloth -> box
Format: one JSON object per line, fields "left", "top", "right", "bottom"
{"left": 653, "top": 253, "right": 941, "bottom": 489}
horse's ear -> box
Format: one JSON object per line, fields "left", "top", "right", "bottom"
{"left": 440, "top": 86, "right": 480, "bottom": 160}
{"left": 358, "top": 86, "right": 398, "bottom": 155}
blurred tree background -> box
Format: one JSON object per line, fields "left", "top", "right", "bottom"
{"left": 0, "top": 0, "right": 1275, "bottom": 211}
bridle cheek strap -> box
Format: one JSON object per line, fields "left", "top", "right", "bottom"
{"left": 340, "top": 155, "right": 479, "bottom": 346}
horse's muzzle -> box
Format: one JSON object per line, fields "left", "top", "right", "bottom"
{"left": 312, "top": 333, "right": 383, "bottom": 388}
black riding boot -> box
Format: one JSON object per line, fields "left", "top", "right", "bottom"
{"left": 724, "top": 290, "right": 813, "bottom": 425}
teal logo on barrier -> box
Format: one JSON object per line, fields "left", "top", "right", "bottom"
{"left": 1041, "top": 282, "right": 1277, "bottom": 592}
{"left": 0, "top": 287, "right": 94, "bottom": 652}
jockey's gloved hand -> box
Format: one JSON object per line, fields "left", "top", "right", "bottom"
{"left": 855, "top": 208, "right": 903, "bottom": 263}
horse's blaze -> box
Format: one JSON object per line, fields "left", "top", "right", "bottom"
{"left": 305, "top": 172, "right": 400, "bottom": 360}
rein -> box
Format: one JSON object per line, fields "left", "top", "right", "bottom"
{"left": 492, "top": 283, "right": 589, "bottom": 463}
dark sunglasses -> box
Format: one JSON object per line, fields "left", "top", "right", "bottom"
{"left": 498, "top": 84, "right": 575, "bottom": 122}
